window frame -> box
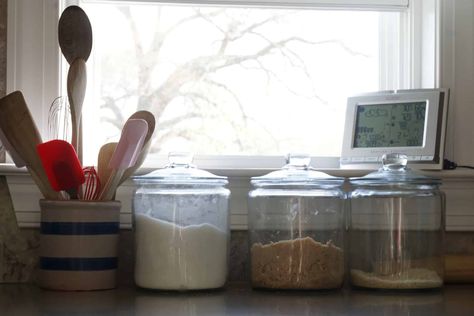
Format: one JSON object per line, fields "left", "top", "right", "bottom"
{"left": 6, "top": 0, "right": 439, "bottom": 172}
{"left": 8, "top": 0, "right": 474, "bottom": 233}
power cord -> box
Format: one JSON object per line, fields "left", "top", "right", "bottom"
{"left": 443, "top": 159, "right": 474, "bottom": 170}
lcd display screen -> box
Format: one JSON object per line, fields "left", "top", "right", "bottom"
{"left": 353, "top": 101, "right": 427, "bottom": 148}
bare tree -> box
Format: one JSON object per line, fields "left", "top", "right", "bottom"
{"left": 100, "top": 6, "right": 369, "bottom": 153}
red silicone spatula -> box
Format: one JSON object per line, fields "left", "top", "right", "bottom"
{"left": 37, "top": 140, "right": 85, "bottom": 199}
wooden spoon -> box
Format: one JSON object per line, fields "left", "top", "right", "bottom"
{"left": 67, "top": 58, "right": 87, "bottom": 163}
{"left": 97, "top": 142, "right": 118, "bottom": 195}
{"left": 119, "top": 111, "right": 156, "bottom": 185}
{"left": 59, "top": 5, "right": 92, "bottom": 163}
{"left": 0, "top": 91, "right": 59, "bottom": 199}
{"left": 58, "top": 5, "right": 93, "bottom": 65}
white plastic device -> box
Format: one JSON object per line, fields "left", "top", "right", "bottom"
{"left": 340, "top": 89, "right": 449, "bottom": 170}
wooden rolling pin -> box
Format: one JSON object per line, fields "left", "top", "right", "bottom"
{"left": 445, "top": 255, "right": 474, "bottom": 283}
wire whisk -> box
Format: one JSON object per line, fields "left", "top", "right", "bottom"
{"left": 82, "top": 166, "right": 101, "bottom": 200}
{"left": 48, "top": 96, "right": 72, "bottom": 142}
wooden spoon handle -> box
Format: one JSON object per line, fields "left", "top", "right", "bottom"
{"left": 28, "top": 167, "right": 58, "bottom": 200}
{"left": 98, "top": 169, "right": 124, "bottom": 201}
{"left": 67, "top": 59, "right": 87, "bottom": 163}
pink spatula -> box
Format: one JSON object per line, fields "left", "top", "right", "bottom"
{"left": 37, "top": 140, "right": 85, "bottom": 199}
{"left": 98, "top": 119, "right": 148, "bottom": 201}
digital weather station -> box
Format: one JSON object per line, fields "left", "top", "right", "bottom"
{"left": 340, "top": 89, "right": 449, "bottom": 170}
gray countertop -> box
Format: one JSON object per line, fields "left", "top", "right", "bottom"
{"left": 1, "top": 283, "right": 474, "bottom": 316}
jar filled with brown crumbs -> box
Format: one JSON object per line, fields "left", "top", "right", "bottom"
{"left": 248, "top": 154, "right": 346, "bottom": 290}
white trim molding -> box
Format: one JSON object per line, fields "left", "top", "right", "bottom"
{"left": 7, "top": 169, "right": 474, "bottom": 231}
{"left": 81, "top": 0, "right": 409, "bottom": 10}
{"left": 6, "top": 0, "right": 61, "bottom": 137}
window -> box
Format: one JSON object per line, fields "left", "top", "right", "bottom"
{"left": 7, "top": 0, "right": 439, "bottom": 169}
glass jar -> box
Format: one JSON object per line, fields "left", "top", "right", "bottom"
{"left": 132, "top": 153, "right": 230, "bottom": 290}
{"left": 248, "top": 154, "right": 346, "bottom": 290}
{"left": 349, "top": 153, "right": 444, "bottom": 290}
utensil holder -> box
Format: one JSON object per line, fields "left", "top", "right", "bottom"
{"left": 39, "top": 199, "right": 121, "bottom": 291}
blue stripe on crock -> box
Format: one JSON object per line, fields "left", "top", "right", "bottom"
{"left": 40, "top": 222, "right": 119, "bottom": 235}
{"left": 40, "top": 257, "right": 118, "bottom": 271}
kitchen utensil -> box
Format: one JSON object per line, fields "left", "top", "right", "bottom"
{"left": 0, "top": 91, "right": 58, "bottom": 199}
{"left": 0, "top": 126, "right": 26, "bottom": 167}
{"left": 2, "top": 125, "right": 64, "bottom": 198}
{"left": 48, "top": 96, "right": 71, "bottom": 142}
{"left": 119, "top": 111, "right": 156, "bottom": 185}
{"left": 59, "top": 5, "right": 92, "bottom": 163}
{"left": 99, "top": 119, "right": 148, "bottom": 201}
{"left": 67, "top": 58, "right": 87, "bottom": 163}
{"left": 37, "top": 140, "right": 85, "bottom": 199}
{"left": 97, "top": 142, "right": 118, "bottom": 193}
{"left": 82, "top": 166, "right": 101, "bottom": 201}
{"left": 58, "top": 5, "right": 93, "bottom": 65}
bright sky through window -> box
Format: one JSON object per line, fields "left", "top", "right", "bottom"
{"left": 77, "top": 1, "right": 402, "bottom": 165}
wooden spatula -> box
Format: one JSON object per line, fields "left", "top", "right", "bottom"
{"left": 97, "top": 142, "right": 118, "bottom": 195}
{"left": 0, "top": 91, "right": 58, "bottom": 199}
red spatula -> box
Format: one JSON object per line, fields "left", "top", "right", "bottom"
{"left": 37, "top": 140, "right": 85, "bottom": 199}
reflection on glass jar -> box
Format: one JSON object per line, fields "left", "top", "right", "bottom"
{"left": 349, "top": 153, "right": 444, "bottom": 290}
{"left": 248, "top": 154, "right": 346, "bottom": 290}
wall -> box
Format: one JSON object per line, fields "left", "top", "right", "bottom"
{"left": 0, "top": 1, "right": 39, "bottom": 279}
{"left": 0, "top": 0, "right": 472, "bottom": 285}
{"left": 0, "top": 0, "right": 5, "bottom": 162}
{"left": 0, "top": 0, "right": 5, "bottom": 96}
{"left": 0, "top": 0, "right": 40, "bottom": 283}
{"left": 443, "top": 0, "right": 474, "bottom": 166}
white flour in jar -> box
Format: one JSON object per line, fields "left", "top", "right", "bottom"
{"left": 134, "top": 213, "right": 228, "bottom": 290}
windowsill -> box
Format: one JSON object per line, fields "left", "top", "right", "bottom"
{"left": 4, "top": 162, "right": 474, "bottom": 231}
{"left": 3, "top": 162, "right": 474, "bottom": 179}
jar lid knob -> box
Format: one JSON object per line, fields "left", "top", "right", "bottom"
{"left": 285, "top": 153, "right": 311, "bottom": 169}
{"left": 382, "top": 153, "right": 408, "bottom": 171}
{"left": 168, "top": 152, "right": 194, "bottom": 168}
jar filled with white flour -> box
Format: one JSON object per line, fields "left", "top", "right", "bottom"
{"left": 132, "top": 153, "right": 230, "bottom": 290}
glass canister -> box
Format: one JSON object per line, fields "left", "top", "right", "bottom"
{"left": 132, "top": 153, "right": 230, "bottom": 290}
{"left": 248, "top": 154, "right": 346, "bottom": 290}
{"left": 349, "top": 153, "right": 444, "bottom": 290}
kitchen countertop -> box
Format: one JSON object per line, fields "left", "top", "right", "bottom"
{"left": 1, "top": 284, "right": 474, "bottom": 315}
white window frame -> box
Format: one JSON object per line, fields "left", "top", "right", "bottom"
{"left": 6, "top": 0, "right": 437, "bottom": 172}
{"left": 6, "top": 0, "right": 474, "bottom": 232}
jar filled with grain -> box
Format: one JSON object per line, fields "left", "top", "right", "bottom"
{"left": 248, "top": 154, "right": 346, "bottom": 290}
{"left": 348, "top": 153, "right": 444, "bottom": 290}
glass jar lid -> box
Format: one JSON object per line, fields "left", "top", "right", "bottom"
{"left": 133, "top": 152, "right": 228, "bottom": 186}
{"left": 350, "top": 153, "right": 441, "bottom": 186}
{"left": 251, "top": 154, "right": 344, "bottom": 187}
